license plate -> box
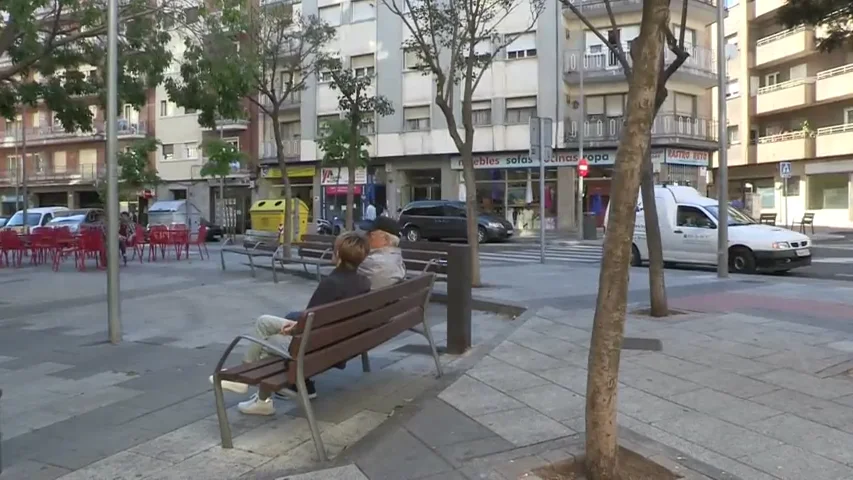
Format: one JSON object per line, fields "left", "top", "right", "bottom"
{"left": 796, "top": 248, "right": 810, "bottom": 257}
{"left": 506, "top": 229, "right": 514, "bottom": 233}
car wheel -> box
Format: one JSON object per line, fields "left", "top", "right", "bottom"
{"left": 630, "top": 244, "right": 641, "bottom": 267}
{"left": 404, "top": 227, "right": 421, "bottom": 242}
{"left": 477, "top": 226, "right": 486, "bottom": 244}
{"left": 729, "top": 246, "right": 757, "bottom": 274}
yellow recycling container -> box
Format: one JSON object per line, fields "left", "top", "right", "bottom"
{"left": 249, "top": 198, "right": 309, "bottom": 241}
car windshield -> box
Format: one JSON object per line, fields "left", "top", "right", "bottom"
{"left": 705, "top": 205, "right": 756, "bottom": 226}
{"left": 6, "top": 212, "right": 41, "bottom": 226}
{"left": 49, "top": 215, "right": 86, "bottom": 224}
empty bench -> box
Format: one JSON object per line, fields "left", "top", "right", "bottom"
{"left": 219, "top": 232, "right": 280, "bottom": 278}
{"left": 211, "top": 273, "right": 442, "bottom": 460}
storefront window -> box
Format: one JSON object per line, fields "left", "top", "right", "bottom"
{"left": 408, "top": 169, "right": 442, "bottom": 201}
{"left": 471, "top": 167, "right": 558, "bottom": 231}
{"left": 753, "top": 179, "right": 775, "bottom": 209}
{"left": 808, "top": 174, "right": 849, "bottom": 210}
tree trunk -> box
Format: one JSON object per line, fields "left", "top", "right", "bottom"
{"left": 584, "top": 0, "right": 669, "bottom": 478}
{"left": 272, "top": 113, "right": 293, "bottom": 256}
{"left": 219, "top": 177, "right": 227, "bottom": 241}
{"left": 459, "top": 146, "right": 481, "bottom": 287}
{"left": 345, "top": 123, "right": 358, "bottom": 231}
{"left": 640, "top": 152, "right": 668, "bottom": 317}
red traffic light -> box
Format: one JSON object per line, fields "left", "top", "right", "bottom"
{"left": 578, "top": 158, "right": 589, "bottom": 178}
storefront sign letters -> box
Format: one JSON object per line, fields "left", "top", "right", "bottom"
{"left": 452, "top": 151, "right": 619, "bottom": 169}
{"left": 321, "top": 167, "right": 367, "bottom": 185}
{"left": 665, "top": 149, "right": 709, "bottom": 166}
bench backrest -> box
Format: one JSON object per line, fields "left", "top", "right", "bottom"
{"left": 759, "top": 213, "right": 776, "bottom": 225}
{"left": 300, "top": 234, "right": 336, "bottom": 245}
{"left": 802, "top": 213, "right": 814, "bottom": 223}
{"left": 297, "top": 241, "right": 335, "bottom": 259}
{"left": 401, "top": 249, "right": 448, "bottom": 275}
{"left": 287, "top": 273, "right": 435, "bottom": 381}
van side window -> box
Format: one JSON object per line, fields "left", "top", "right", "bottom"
{"left": 41, "top": 214, "right": 52, "bottom": 226}
{"left": 677, "top": 206, "right": 713, "bottom": 229}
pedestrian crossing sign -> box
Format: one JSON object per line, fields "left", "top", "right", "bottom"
{"left": 779, "top": 162, "right": 792, "bottom": 179}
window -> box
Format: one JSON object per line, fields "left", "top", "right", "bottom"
{"left": 505, "top": 97, "right": 536, "bottom": 125}
{"left": 317, "top": 114, "right": 339, "bottom": 136}
{"left": 319, "top": 69, "right": 335, "bottom": 82}
{"left": 676, "top": 206, "right": 714, "bottom": 229}
{"left": 185, "top": 107, "right": 197, "bottom": 114}
{"left": 765, "top": 72, "right": 780, "bottom": 86}
{"left": 351, "top": 54, "right": 375, "bottom": 77}
{"left": 783, "top": 176, "right": 800, "bottom": 196}
{"left": 184, "top": 143, "right": 198, "bottom": 159}
{"left": 404, "top": 49, "right": 423, "bottom": 70}
{"left": 506, "top": 33, "right": 536, "bottom": 59}
{"left": 162, "top": 144, "right": 174, "bottom": 160}
{"left": 672, "top": 25, "right": 696, "bottom": 47}
{"left": 808, "top": 174, "right": 848, "bottom": 209}
{"left": 442, "top": 205, "right": 466, "bottom": 217}
{"left": 586, "top": 96, "right": 605, "bottom": 116}
{"left": 123, "top": 104, "right": 133, "bottom": 119}
{"left": 360, "top": 113, "right": 376, "bottom": 135}
{"left": 845, "top": 107, "right": 853, "bottom": 124}
{"left": 471, "top": 101, "right": 491, "bottom": 126}
{"left": 724, "top": 35, "right": 738, "bottom": 60}
{"left": 726, "top": 79, "right": 740, "bottom": 99}
{"left": 224, "top": 137, "right": 239, "bottom": 150}
{"left": 159, "top": 100, "right": 171, "bottom": 116}
{"left": 727, "top": 125, "right": 739, "bottom": 144}
{"left": 604, "top": 94, "right": 623, "bottom": 118}
{"left": 170, "top": 189, "right": 187, "bottom": 200}
{"left": 404, "top": 106, "right": 430, "bottom": 131}
{"left": 319, "top": 5, "right": 341, "bottom": 26}
{"left": 674, "top": 93, "right": 695, "bottom": 117}
{"left": 351, "top": 0, "right": 375, "bottom": 21}
{"left": 753, "top": 179, "right": 775, "bottom": 209}
{"left": 464, "top": 40, "right": 491, "bottom": 61}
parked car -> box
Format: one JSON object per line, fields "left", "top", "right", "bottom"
{"left": 0, "top": 217, "right": 7, "bottom": 228}
{"left": 398, "top": 200, "right": 514, "bottom": 243}
{"left": 201, "top": 218, "right": 223, "bottom": 241}
{"left": 2, "top": 206, "right": 70, "bottom": 234}
{"left": 46, "top": 208, "right": 106, "bottom": 233}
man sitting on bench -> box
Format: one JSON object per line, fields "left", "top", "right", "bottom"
{"left": 358, "top": 216, "right": 406, "bottom": 290}
{"left": 210, "top": 231, "right": 372, "bottom": 416}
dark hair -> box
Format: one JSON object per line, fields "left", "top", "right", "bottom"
{"left": 334, "top": 231, "right": 370, "bottom": 269}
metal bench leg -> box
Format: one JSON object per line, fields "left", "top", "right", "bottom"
{"left": 421, "top": 317, "right": 443, "bottom": 378}
{"left": 315, "top": 264, "right": 321, "bottom": 282}
{"left": 220, "top": 249, "right": 226, "bottom": 271}
{"left": 272, "top": 257, "right": 279, "bottom": 284}
{"left": 361, "top": 352, "right": 371, "bottom": 372}
{"left": 213, "top": 373, "right": 234, "bottom": 448}
{"left": 247, "top": 254, "right": 256, "bottom": 278}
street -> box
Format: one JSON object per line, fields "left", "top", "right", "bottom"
{"left": 479, "top": 235, "right": 853, "bottom": 282}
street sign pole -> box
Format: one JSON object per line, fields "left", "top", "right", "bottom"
{"left": 779, "top": 162, "right": 791, "bottom": 228}
{"left": 540, "top": 118, "right": 552, "bottom": 264}
{"left": 716, "top": 0, "right": 729, "bottom": 278}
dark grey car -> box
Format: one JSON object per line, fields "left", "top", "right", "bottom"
{"left": 398, "top": 200, "right": 514, "bottom": 243}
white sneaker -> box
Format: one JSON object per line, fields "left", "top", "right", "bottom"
{"left": 209, "top": 374, "right": 249, "bottom": 394}
{"left": 238, "top": 393, "right": 275, "bottom": 416}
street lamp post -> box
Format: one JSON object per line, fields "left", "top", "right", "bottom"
{"left": 716, "top": 0, "right": 729, "bottom": 278}
{"left": 106, "top": 0, "right": 122, "bottom": 343}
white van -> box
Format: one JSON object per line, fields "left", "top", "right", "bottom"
{"left": 2, "top": 206, "right": 70, "bottom": 234}
{"left": 605, "top": 185, "right": 811, "bottom": 274}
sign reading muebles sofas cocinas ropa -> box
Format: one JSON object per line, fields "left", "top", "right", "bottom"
{"left": 450, "top": 148, "right": 709, "bottom": 169}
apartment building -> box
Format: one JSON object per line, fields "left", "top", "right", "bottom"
{"left": 256, "top": 0, "right": 719, "bottom": 234}
{"left": 713, "top": 0, "right": 853, "bottom": 227}
{"left": 152, "top": 7, "right": 260, "bottom": 230}
{"left": 0, "top": 79, "right": 152, "bottom": 216}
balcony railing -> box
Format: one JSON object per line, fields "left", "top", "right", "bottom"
{"left": 816, "top": 63, "right": 853, "bottom": 102}
{"left": 563, "top": 0, "right": 715, "bottom": 10}
{"left": 755, "top": 26, "right": 815, "bottom": 66}
{"left": 564, "top": 114, "right": 716, "bottom": 144}
{"left": 756, "top": 77, "right": 815, "bottom": 114}
{"left": 0, "top": 121, "right": 147, "bottom": 145}
{"left": 0, "top": 163, "right": 105, "bottom": 185}
{"left": 564, "top": 43, "right": 716, "bottom": 78}
{"left": 756, "top": 26, "right": 807, "bottom": 47}
{"left": 260, "top": 91, "right": 302, "bottom": 109}
{"left": 816, "top": 123, "right": 853, "bottom": 157}
{"left": 756, "top": 130, "right": 816, "bottom": 162}
{"left": 261, "top": 139, "right": 301, "bottom": 158}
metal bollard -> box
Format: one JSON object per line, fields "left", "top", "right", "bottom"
{"left": 446, "top": 244, "right": 472, "bottom": 354}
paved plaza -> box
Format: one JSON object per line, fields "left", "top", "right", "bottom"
{"left": 1, "top": 244, "right": 853, "bottom": 479}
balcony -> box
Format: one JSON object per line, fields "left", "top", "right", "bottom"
{"left": 260, "top": 91, "right": 302, "bottom": 111}
{"left": 725, "top": 143, "right": 757, "bottom": 167}
{"left": 562, "top": 0, "right": 717, "bottom": 23}
{"left": 0, "top": 163, "right": 104, "bottom": 186}
{"left": 756, "top": 131, "right": 815, "bottom": 163}
{"left": 564, "top": 114, "right": 717, "bottom": 149}
{"left": 816, "top": 64, "right": 853, "bottom": 103}
{"left": 816, "top": 124, "right": 853, "bottom": 158}
{"left": 755, "top": 26, "right": 816, "bottom": 67}
{"left": 202, "top": 118, "right": 250, "bottom": 132}
{"left": 755, "top": 78, "right": 815, "bottom": 115}
{"left": 563, "top": 44, "right": 717, "bottom": 88}
{"left": 260, "top": 139, "right": 301, "bottom": 159}
{"left": 755, "top": 0, "right": 785, "bottom": 18}
{"left": 0, "top": 121, "right": 147, "bottom": 147}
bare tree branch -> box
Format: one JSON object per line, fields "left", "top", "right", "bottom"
{"left": 559, "top": 0, "right": 632, "bottom": 76}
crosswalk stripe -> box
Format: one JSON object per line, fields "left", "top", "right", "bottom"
{"left": 479, "top": 246, "right": 603, "bottom": 264}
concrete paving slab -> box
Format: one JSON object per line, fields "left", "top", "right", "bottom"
{"left": 742, "top": 445, "right": 853, "bottom": 480}
{"left": 473, "top": 407, "right": 574, "bottom": 447}
{"left": 438, "top": 375, "right": 525, "bottom": 417}
{"left": 754, "top": 368, "right": 853, "bottom": 399}
{"left": 273, "top": 465, "right": 369, "bottom": 480}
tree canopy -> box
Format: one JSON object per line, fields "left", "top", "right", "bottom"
{"left": 201, "top": 138, "right": 246, "bottom": 179}
{"left": 779, "top": 0, "right": 853, "bottom": 51}
{"left": 316, "top": 118, "right": 371, "bottom": 170}
{"left": 0, "top": 0, "right": 183, "bottom": 131}
{"left": 96, "top": 136, "right": 160, "bottom": 200}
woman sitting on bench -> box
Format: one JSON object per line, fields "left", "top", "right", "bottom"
{"left": 210, "top": 231, "right": 372, "bottom": 416}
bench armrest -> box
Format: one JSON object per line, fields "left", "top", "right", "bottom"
{"left": 320, "top": 247, "right": 333, "bottom": 260}
{"left": 222, "top": 237, "right": 234, "bottom": 247}
{"left": 214, "top": 334, "right": 293, "bottom": 373}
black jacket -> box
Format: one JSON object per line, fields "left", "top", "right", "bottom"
{"left": 305, "top": 266, "right": 371, "bottom": 309}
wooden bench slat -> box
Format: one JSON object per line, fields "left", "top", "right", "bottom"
{"left": 295, "top": 308, "right": 424, "bottom": 381}
{"left": 290, "top": 288, "right": 429, "bottom": 355}
{"left": 224, "top": 359, "right": 289, "bottom": 384}
{"left": 289, "top": 274, "right": 434, "bottom": 332}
